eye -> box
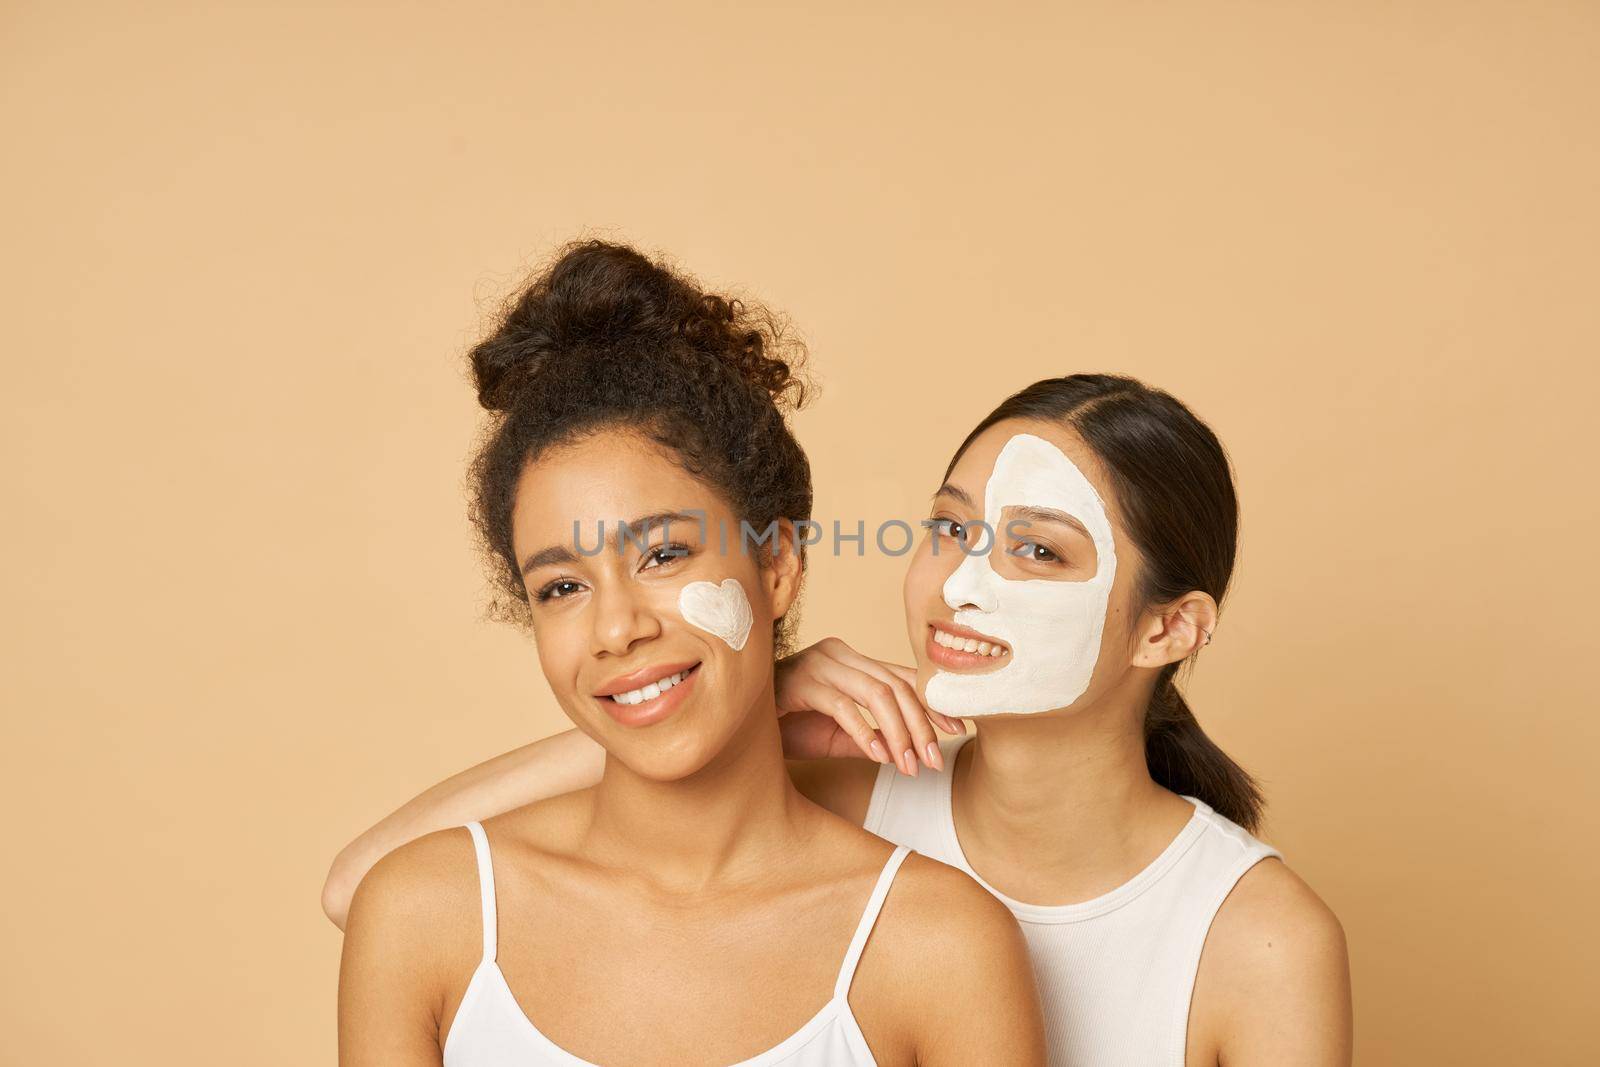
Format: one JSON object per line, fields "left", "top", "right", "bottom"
{"left": 641, "top": 542, "right": 692, "bottom": 570}
{"left": 930, "top": 517, "right": 968, "bottom": 543}
{"left": 534, "top": 578, "right": 585, "bottom": 603}
{"left": 1016, "top": 540, "right": 1061, "bottom": 563}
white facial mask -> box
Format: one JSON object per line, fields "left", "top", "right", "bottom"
{"left": 925, "top": 433, "right": 1117, "bottom": 717}
{"left": 678, "top": 578, "right": 754, "bottom": 651}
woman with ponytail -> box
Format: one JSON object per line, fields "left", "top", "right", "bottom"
{"left": 329, "top": 353, "right": 1351, "bottom": 1064}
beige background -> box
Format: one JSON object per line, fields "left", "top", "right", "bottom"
{"left": 4, "top": 2, "right": 1596, "bottom": 1063}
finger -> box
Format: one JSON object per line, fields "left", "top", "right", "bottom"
{"left": 810, "top": 635, "right": 855, "bottom": 664}
{"left": 814, "top": 658, "right": 922, "bottom": 777}
{"left": 773, "top": 653, "right": 822, "bottom": 715}
{"left": 775, "top": 638, "right": 943, "bottom": 770}
{"left": 883, "top": 672, "right": 942, "bottom": 771}
{"left": 880, "top": 661, "right": 965, "bottom": 736}
{"left": 820, "top": 649, "right": 943, "bottom": 773}
{"left": 882, "top": 663, "right": 919, "bottom": 686}
{"left": 774, "top": 638, "right": 857, "bottom": 714}
{"left": 791, "top": 683, "right": 890, "bottom": 764}
{"left": 779, "top": 710, "right": 882, "bottom": 762}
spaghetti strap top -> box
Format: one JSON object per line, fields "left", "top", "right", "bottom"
{"left": 442, "top": 821, "right": 912, "bottom": 1067}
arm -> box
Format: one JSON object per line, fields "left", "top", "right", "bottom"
{"left": 323, "top": 638, "right": 960, "bottom": 930}
{"left": 1190, "top": 859, "right": 1353, "bottom": 1066}
{"left": 322, "top": 727, "right": 603, "bottom": 929}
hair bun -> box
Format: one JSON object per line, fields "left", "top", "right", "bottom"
{"left": 470, "top": 240, "right": 807, "bottom": 413}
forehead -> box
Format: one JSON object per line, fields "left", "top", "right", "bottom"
{"left": 511, "top": 430, "right": 730, "bottom": 546}
{"left": 946, "top": 419, "right": 1120, "bottom": 521}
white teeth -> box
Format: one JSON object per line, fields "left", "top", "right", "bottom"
{"left": 933, "top": 628, "right": 1006, "bottom": 657}
{"left": 610, "top": 669, "right": 687, "bottom": 705}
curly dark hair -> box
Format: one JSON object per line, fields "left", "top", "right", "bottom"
{"left": 464, "top": 239, "right": 814, "bottom": 654}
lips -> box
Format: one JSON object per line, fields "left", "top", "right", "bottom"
{"left": 926, "top": 622, "right": 1010, "bottom": 671}
{"left": 594, "top": 661, "right": 702, "bottom": 728}
{"left": 594, "top": 660, "right": 701, "bottom": 699}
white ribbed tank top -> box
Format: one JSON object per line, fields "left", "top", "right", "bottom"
{"left": 442, "top": 820, "right": 912, "bottom": 1067}
{"left": 863, "top": 734, "right": 1279, "bottom": 1066}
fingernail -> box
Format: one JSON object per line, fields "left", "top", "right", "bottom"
{"left": 925, "top": 740, "right": 942, "bottom": 770}
{"left": 869, "top": 738, "right": 889, "bottom": 763}
{"left": 902, "top": 748, "right": 918, "bottom": 776}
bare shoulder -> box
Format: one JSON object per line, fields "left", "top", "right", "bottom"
{"left": 893, "top": 851, "right": 1016, "bottom": 929}
{"left": 854, "top": 853, "right": 1046, "bottom": 1064}
{"left": 339, "top": 824, "right": 498, "bottom": 1061}
{"left": 1191, "top": 857, "right": 1353, "bottom": 1065}
{"left": 859, "top": 852, "right": 1030, "bottom": 994}
{"left": 344, "top": 824, "right": 481, "bottom": 961}
{"left": 339, "top": 823, "right": 485, "bottom": 1045}
{"left": 1207, "top": 857, "right": 1348, "bottom": 980}
{"left": 785, "top": 757, "right": 881, "bottom": 824}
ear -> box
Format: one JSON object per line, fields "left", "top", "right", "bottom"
{"left": 1130, "top": 590, "right": 1219, "bottom": 670}
{"left": 759, "top": 519, "right": 805, "bottom": 621}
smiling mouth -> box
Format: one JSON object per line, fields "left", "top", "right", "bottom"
{"left": 597, "top": 662, "right": 701, "bottom": 706}
{"left": 929, "top": 623, "right": 1010, "bottom": 659}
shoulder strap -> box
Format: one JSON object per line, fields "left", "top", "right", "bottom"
{"left": 463, "top": 821, "right": 497, "bottom": 962}
{"left": 833, "top": 845, "right": 912, "bottom": 1000}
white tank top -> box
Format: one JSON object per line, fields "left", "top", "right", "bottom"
{"left": 863, "top": 734, "right": 1280, "bottom": 1067}
{"left": 442, "top": 820, "right": 912, "bottom": 1067}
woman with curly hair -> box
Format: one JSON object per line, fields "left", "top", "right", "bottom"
{"left": 335, "top": 241, "right": 1047, "bottom": 1066}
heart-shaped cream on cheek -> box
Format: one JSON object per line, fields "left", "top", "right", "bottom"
{"left": 677, "top": 578, "right": 754, "bottom": 652}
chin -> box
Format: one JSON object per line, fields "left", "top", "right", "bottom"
{"left": 609, "top": 728, "right": 723, "bottom": 782}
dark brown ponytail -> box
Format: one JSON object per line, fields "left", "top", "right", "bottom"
{"left": 1145, "top": 667, "right": 1260, "bottom": 830}
{"left": 945, "top": 373, "right": 1263, "bottom": 830}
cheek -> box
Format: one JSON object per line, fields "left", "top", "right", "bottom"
{"left": 532, "top": 625, "right": 584, "bottom": 694}
{"left": 903, "top": 557, "right": 940, "bottom": 683}
{"left": 1080, "top": 585, "right": 1137, "bottom": 682}
{"left": 903, "top": 540, "right": 949, "bottom": 610}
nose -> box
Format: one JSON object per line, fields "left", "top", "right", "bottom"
{"left": 589, "top": 580, "right": 662, "bottom": 657}
{"left": 942, "top": 547, "right": 1000, "bottom": 613}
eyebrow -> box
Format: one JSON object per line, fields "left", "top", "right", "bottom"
{"left": 1005, "top": 505, "right": 1092, "bottom": 539}
{"left": 519, "top": 510, "right": 702, "bottom": 576}
{"left": 520, "top": 544, "right": 579, "bottom": 574}
{"left": 934, "top": 485, "right": 1090, "bottom": 538}
{"left": 933, "top": 483, "right": 975, "bottom": 508}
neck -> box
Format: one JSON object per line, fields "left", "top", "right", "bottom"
{"left": 583, "top": 684, "right": 809, "bottom": 890}
{"left": 953, "top": 672, "right": 1192, "bottom": 898}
